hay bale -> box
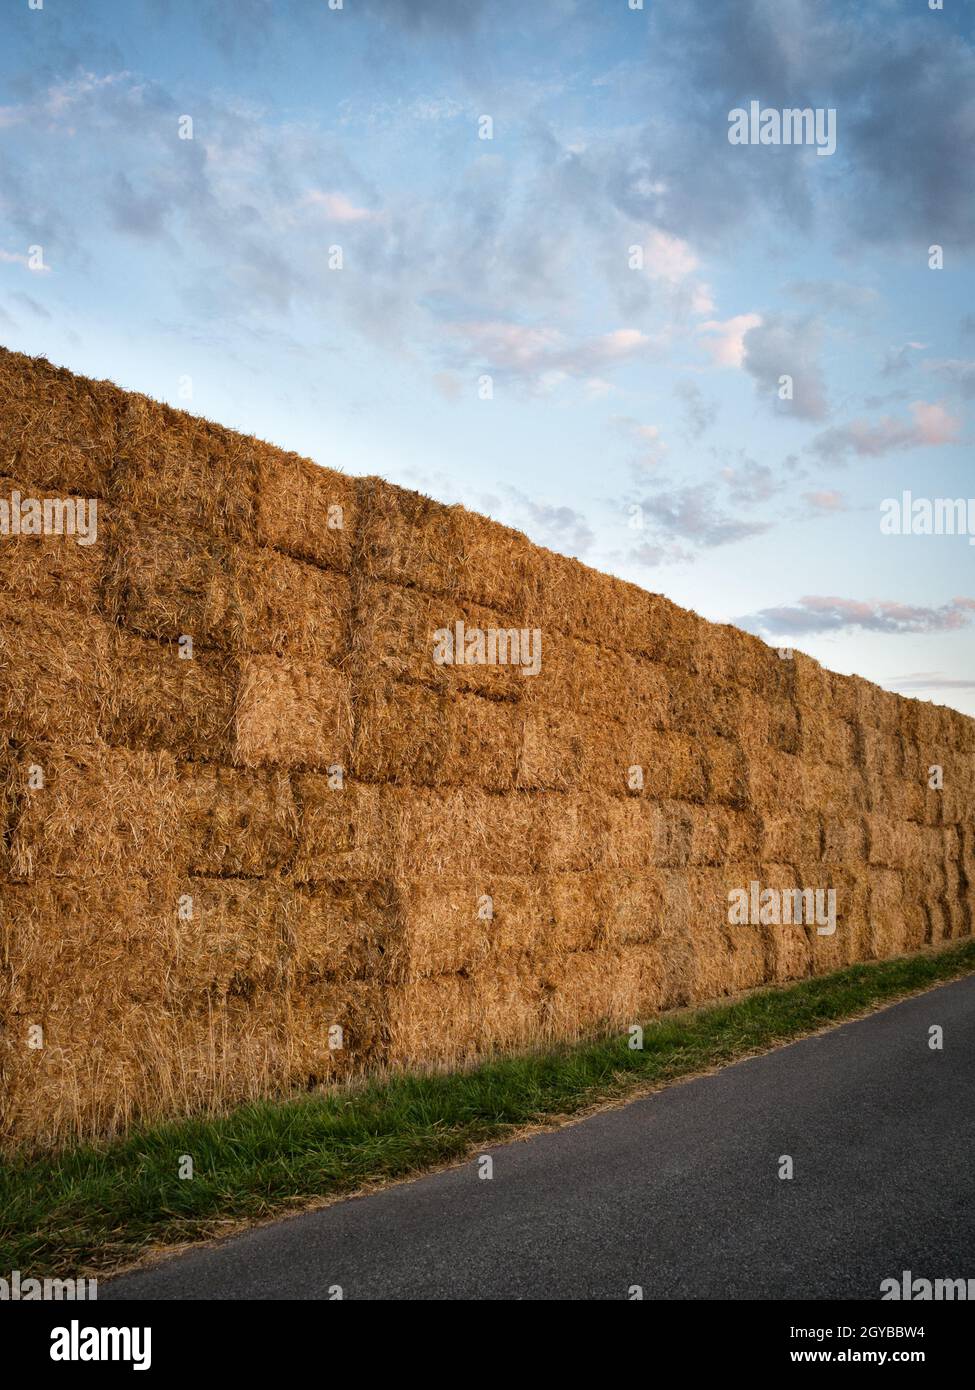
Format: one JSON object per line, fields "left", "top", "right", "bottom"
{"left": 865, "top": 815, "right": 923, "bottom": 869}
{"left": 666, "top": 667, "right": 744, "bottom": 740}
{"left": 113, "top": 394, "right": 257, "bottom": 540}
{"left": 761, "top": 862, "right": 813, "bottom": 982}
{"left": 2, "top": 741, "right": 183, "bottom": 882}
{"left": 0, "top": 473, "right": 112, "bottom": 613}
{"left": 539, "top": 946, "right": 663, "bottom": 1038}
{"left": 0, "top": 347, "right": 120, "bottom": 496}
{"left": 112, "top": 522, "right": 351, "bottom": 663}
{"left": 703, "top": 735, "right": 750, "bottom": 807}
{"left": 234, "top": 654, "right": 352, "bottom": 771}
{"left": 385, "top": 974, "right": 479, "bottom": 1066}
{"left": 687, "top": 805, "right": 762, "bottom": 865}
{"left": 291, "top": 880, "right": 396, "bottom": 984}
{"left": 286, "top": 982, "right": 385, "bottom": 1076}
{"left": 0, "top": 597, "right": 113, "bottom": 745}
{"left": 354, "top": 578, "right": 527, "bottom": 700}
{"left": 353, "top": 676, "right": 520, "bottom": 790}
{"left": 867, "top": 868, "right": 908, "bottom": 958}
{"left": 760, "top": 812, "right": 822, "bottom": 863}
{"left": 821, "top": 817, "right": 868, "bottom": 866}
{"left": 796, "top": 709, "right": 856, "bottom": 767}
{"left": 177, "top": 761, "right": 297, "bottom": 876}
{"left": 107, "top": 630, "right": 237, "bottom": 761}
{"left": 254, "top": 442, "right": 357, "bottom": 571}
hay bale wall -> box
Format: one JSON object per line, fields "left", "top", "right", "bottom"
{"left": 1, "top": 346, "right": 972, "bottom": 1150}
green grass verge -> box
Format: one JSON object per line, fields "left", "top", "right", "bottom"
{"left": 4, "top": 940, "right": 975, "bottom": 1279}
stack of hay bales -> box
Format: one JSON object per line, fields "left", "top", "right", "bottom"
{"left": 1, "top": 346, "right": 972, "bottom": 1150}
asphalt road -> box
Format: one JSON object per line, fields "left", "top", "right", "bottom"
{"left": 104, "top": 975, "right": 975, "bottom": 1300}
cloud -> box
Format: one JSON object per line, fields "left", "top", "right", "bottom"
{"left": 802, "top": 489, "right": 847, "bottom": 514}
{"left": 881, "top": 342, "right": 926, "bottom": 378}
{"left": 632, "top": 482, "right": 770, "bottom": 549}
{"left": 698, "top": 313, "right": 762, "bottom": 368}
{"left": 923, "top": 359, "right": 975, "bottom": 400}
{"left": 674, "top": 379, "right": 718, "bottom": 440}
{"left": 444, "top": 320, "right": 659, "bottom": 390}
{"left": 720, "top": 456, "right": 782, "bottom": 506}
{"left": 304, "top": 191, "right": 379, "bottom": 223}
{"left": 787, "top": 280, "right": 881, "bottom": 316}
{"left": 808, "top": 401, "right": 962, "bottom": 463}
{"left": 613, "top": 415, "right": 667, "bottom": 469}
{"left": 887, "top": 673, "right": 975, "bottom": 694}
{"left": 501, "top": 487, "right": 595, "bottom": 557}
{"left": 8, "top": 291, "right": 51, "bottom": 320}
{"left": 738, "top": 595, "right": 975, "bottom": 638}
{"left": 741, "top": 314, "right": 829, "bottom": 421}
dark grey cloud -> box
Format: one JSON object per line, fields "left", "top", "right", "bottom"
{"left": 738, "top": 595, "right": 975, "bottom": 638}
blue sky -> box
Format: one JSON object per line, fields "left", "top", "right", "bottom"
{"left": 1, "top": 0, "right": 972, "bottom": 712}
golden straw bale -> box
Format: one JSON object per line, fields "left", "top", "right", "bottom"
{"left": 861, "top": 724, "right": 905, "bottom": 782}
{"left": 113, "top": 394, "right": 257, "bottom": 539}
{"left": 688, "top": 867, "right": 768, "bottom": 999}
{"left": 687, "top": 804, "right": 762, "bottom": 865}
{"left": 168, "top": 876, "right": 291, "bottom": 999}
{"left": 234, "top": 654, "right": 352, "bottom": 771}
{"left": 666, "top": 667, "right": 745, "bottom": 740}
{"left": 796, "top": 708, "right": 856, "bottom": 766}
{"left": 2, "top": 878, "right": 179, "bottom": 1013}
{"left": 865, "top": 814, "right": 923, "bottom": 869}
{"left": 539, "top": 946, "right": 663, "bottom": 1038}
{"left": 353, "top": 676, "right": 520, "bottom": 789}
{"left": 354, "top": 578, "right": 526, "bottom": 700}
{"left": 1, "top": 993, "right": 301, "bottom": 1152}
{"left": 357, "top": 479, "right": 462, "bottom": 598}
{"left": 106, "top": 630, "right": 237, "bottom": 760}
{"left": 0, "top": 597, "right": 113, "bottom": 744}
{"left": 745, "top": 747, "right": 803, "bottom": 811}
{"left": 703, "top": 735, "right": 749, "bottom": 807}
{"left": 760, "top": 812, "right": 822, "bottom": 863}
{"left": 254, "top": 441, "right": 357, "bottom": 572}
{"left": 286, "top": 982, "right": 385, "bottom": 1076}
{"left": 291, "top": 879, "right": 396, "bottom": 983}
{"left": 799, "top": 760, "right": 868, "bottom": 818}
{"left": 177, "top": 761, "right": 297, "bottom": 876}
{"left": 761, "top": 863, "right": 813, "bottom": 982}
{"left": 113, "top": 522, "right": 351, "bottom": 663}
{"left": 867, "top": 868, "right": 908, "bottom": 959}
{"left": 825, "top": 669, "right": 858, "bottom": 722}
{"left": 820, "top": 816, "right": 868, "bottom": 866}
{"left": 0, "top": 348, "right": 120, "bottom": 496}
{"left": 2, "top": 741, "right": 183, "bottom": 882}
{"left": 385, "top": 974, "right": 479, "bottom": 1066}
{"left": 0, "top": 474, "right": 112, "bottom": 612}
